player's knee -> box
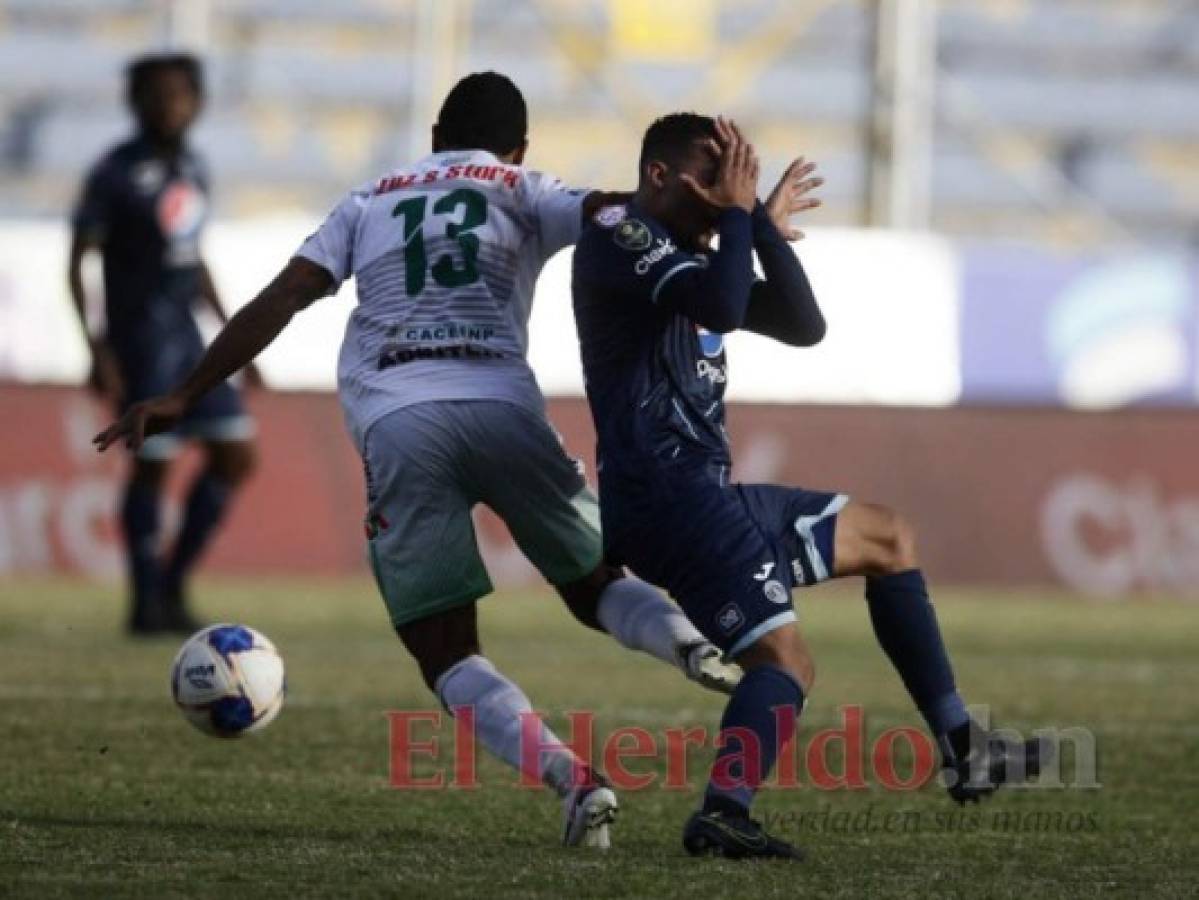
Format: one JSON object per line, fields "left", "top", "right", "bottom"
{"left": 869, "top": 505, "right": 918, "bottom": 574}
{"left": 208, "top": 441, "right": 258, "bottom": 486}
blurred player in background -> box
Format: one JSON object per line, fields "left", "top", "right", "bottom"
{"left": 67, "top": 54, "right": 258, "bottom": 635}
{"left": 95, "top": 72, "right": 737, "bottom": 848}
{"left": 572, "top": 114, "right": 1050, "bottom": 860}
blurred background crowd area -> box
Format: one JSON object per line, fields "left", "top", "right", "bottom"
{"left": 1, "top": 1, "right": 1197, "bottom": 590}
{"left": 0, "top": 0, "right": 1195, "bottom": 249}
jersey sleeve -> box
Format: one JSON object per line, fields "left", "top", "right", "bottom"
{"left": 603, "top": 214, "right": 705, "bottom": 306}
{"left": 294, "top": 187, "right": 370, "bottom": 290}
{"left": 598, "top": 209, "right": 755, "bottom": 333}
{"left": 525, "top": 171, "right": 588, "bottom": 261}
{"left": 71, "top": 159, "right": 117, "bottom": 243}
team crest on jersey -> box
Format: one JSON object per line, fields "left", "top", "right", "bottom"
{"left": 132, "top": 160, "right": 166, "bottom": 194}
{"left": 696, "top": 326, "right": 724, "bottom": 358}
{"left": 594, "top": 204, "right": 627, "bottom": 228}
{"left": 613, "top": 218, "right": 652, "bottom": 251}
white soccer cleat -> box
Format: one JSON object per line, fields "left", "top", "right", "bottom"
{"left": 680, "top": 640, "right": 743, "bottom": 695}
{"left": 562, "top": 781, "right": 619, "bottom": 849}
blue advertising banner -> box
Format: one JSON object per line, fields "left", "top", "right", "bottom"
{"left": 960, "top": 246, "right": 1199, "bottom": 407}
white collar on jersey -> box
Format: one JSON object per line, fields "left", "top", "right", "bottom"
{"left": 413, "top": 149, "right": 503, "bottom": 169}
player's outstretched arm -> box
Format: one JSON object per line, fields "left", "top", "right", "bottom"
{"left": 742, "top": 204, "right": 825, "bottom": 346}
{"left": 93, "top": 257, "right": 332, "bottom": 452}
{"left": 199, "top": 260, "right": 267, "bottom": 388}
{"left": 742, "top": 158, "right": 826, "bottom": 346}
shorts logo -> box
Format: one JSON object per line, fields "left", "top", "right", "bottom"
{"left": 752, "top": 562, "right": 776, "bottom": 582}
{"left": 613, "top": 218, "right": 652, "bottom": 251}
{"left": 717, "top": 603, "right": 745, "bottom": 634}
{"left": 764, "top": 580, "right": 789, "bottom": 605}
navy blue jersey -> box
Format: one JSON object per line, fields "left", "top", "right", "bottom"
{"left": 72, "top": 136, "right": 210, "bottom": 355}
{"left": 572, "top": 201, "right": 838, "bottom": 653}
{"left": 571, "top": 204, "right": 752, "bottom": 491}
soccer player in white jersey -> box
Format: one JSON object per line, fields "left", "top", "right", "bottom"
{"left": 95, "top": 72, "right": 738, "bottom": 848}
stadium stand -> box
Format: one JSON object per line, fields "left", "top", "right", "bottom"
{"left": 0, "top": 0, "right": 1194, "bottom": 246}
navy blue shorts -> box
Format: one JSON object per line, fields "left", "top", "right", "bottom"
{"left": 607, "top": 480, "right": 849, "bottom": 658}
{"left": 119, "top": 344, "right": 254, "bottom": 460}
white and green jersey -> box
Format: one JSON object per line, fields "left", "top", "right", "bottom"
{"left": 295, "top": 149, "right": 587, "bottom": 450}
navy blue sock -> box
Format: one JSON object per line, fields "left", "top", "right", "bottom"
{"left": 865, "top": 569, "right": 968, "bottom": 738}
{"left": 703, "top": 665, "right": 804, "bottom": 815}
{"left": 121, "top": 479, "right": 161, "bottom": 614}
{"left": 162, "top": 473, "right": 232, "bottom": 598}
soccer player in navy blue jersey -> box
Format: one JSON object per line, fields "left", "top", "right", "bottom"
{"left": 68, "top": 55, "right": 258, "bottom": 634}
{"left": 572, "top": 114, "right": 1050, "bottom": 859}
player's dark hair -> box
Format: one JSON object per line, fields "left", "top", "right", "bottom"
{"left": 126, "top": 52, "right": 204, "bottom": 109}
{"left": 435, "top": 71, "right": 528, "bottom": 156}
{"left": 639, "top": 112, "right": 718, "bottom": 176}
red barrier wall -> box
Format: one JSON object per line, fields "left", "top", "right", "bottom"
{"left": 2, "top": 384, "right": 1197, "bottom": 596}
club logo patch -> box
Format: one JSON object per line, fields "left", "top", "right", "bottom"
{"left": 594, "top": 204, "right": 627, "bottom": 228}
{"left": 764, "top": 580, "right": 789, "bottom": 605}
{"left": 717, "top": 603, "right": 745, "bottom": 634}
{"left": 613, "top": 218, "right": 652, "bottom": 251}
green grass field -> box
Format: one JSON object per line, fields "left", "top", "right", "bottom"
{"left": 1, "top": 578, "right": 1197, "bottom": 898}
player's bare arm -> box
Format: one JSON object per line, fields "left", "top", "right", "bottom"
{"left": 198, "top": 262, "right": 228, "bottom": 325}
{"left": 94, "top": 256, "right": 331, "bottom": 451}
{"left": 66, "top": 229, "right": 124, "bottom": 404}
{"left": 199, "top": 260, "right": 266, "bottom": 388}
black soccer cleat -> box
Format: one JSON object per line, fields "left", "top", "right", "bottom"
{"left": 682, "top": 810, "right": 804, "bottom": 861}
{"left": 940, "top": 728, "right": 1055, "bottom": 805}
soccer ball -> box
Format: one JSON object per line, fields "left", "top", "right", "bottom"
{"left": 170, "top": 624, "right": 286, "bottom": 738}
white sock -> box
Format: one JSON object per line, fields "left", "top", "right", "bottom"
{"left": 596, "top": 576, "right": 706, "bottom": 669}
{"left": 435, "top": 655, "right": 582, "bottom": 797}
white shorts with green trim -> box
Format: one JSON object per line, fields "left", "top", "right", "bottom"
{"left": 361, "top": 400, "right": 603, "bottom": 629}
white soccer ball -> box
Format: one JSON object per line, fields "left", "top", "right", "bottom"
{"left": 170, "top": 624, "right": 286, "bottom": 738}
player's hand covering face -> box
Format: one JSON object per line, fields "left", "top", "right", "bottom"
{"left": 765, "top": 157, "right": 824, "bottom": 241}
{"left": 678, "top": 116, "right": 760, "bottom": 215}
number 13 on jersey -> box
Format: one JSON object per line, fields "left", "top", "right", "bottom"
{"left": 391, "top": 187, "right": 487, "bottom": 296}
